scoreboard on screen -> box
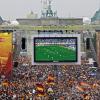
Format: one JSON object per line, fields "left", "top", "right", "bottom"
{"left": 0, "top": 32, "right": 12, "bottom": 76}
{"left": 32, "top": 33, "right": 81, "bottom": 65}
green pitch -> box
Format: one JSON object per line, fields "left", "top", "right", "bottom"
{"left": 35, "top": 45, "right": 76, "bottom": 62}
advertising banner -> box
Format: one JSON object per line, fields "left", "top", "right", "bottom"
{"left": 0, "top": 32, "right": 12, "bottom": 77}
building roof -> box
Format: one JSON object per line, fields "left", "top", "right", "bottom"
{"left": 16, "top": 18, "right": 83, "bottom": 26}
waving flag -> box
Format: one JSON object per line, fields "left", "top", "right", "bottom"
{"left": 47, "top": 74, "right": 55, "bottom": 85}
{"left": 36, "top": 83, "right": 45, "bottom": 96}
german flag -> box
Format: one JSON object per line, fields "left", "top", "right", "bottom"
{"left": 36, "top": 83, "right": 45, "bottom": 97}
{"left": 37, "top": 91, "right": 45, "bottom": 97}
{"left": 48, "top": 75, "right": 54, "bottom": 80}
{"left": 36, "top": 83, "right": 44, "bottom": 91}
{"left": 47, "top": 74, "right": 55, "bottom": 85}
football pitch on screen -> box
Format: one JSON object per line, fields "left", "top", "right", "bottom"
{"left": 35, "top": 45, "right": 76, "bottom": 62}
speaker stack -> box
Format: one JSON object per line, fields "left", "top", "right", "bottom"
{"left": 21, "top": 38, "right": 26, "bottom": 50}
{"left": 86, "top": 38, "right": 90, "bottom": 50}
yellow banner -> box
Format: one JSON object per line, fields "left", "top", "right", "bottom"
{"left": 0, "top": 32, "right": 12, "bottom": 76}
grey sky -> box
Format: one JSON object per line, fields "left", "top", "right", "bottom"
{"left": 0, "top": 0, "right": 99, "bottom": 20}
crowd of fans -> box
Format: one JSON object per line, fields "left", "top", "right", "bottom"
{"left": 0, "top": 56, "right": 100, "bottom": 100}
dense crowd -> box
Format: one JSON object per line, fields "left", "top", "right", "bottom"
{"left": 0, "top": 56, "right": 100, "bottom": 100}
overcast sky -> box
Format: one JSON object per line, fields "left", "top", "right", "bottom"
{"left": 0, "top": 0, "right": 99, "bottom": 20}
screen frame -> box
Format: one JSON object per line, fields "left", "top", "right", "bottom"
{"left": 34, "top": 37, "right": 78, "bottom": 63}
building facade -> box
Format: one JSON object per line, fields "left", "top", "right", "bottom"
{"left": 16, "top": 18, "right": 83, "bottom": 26}
{"left": 96, "top": 30, "right": 100, "bottom": 67}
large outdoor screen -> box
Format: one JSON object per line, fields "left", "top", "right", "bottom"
{"left": 34, "top": 37, "right": 77, "bottom": 62}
